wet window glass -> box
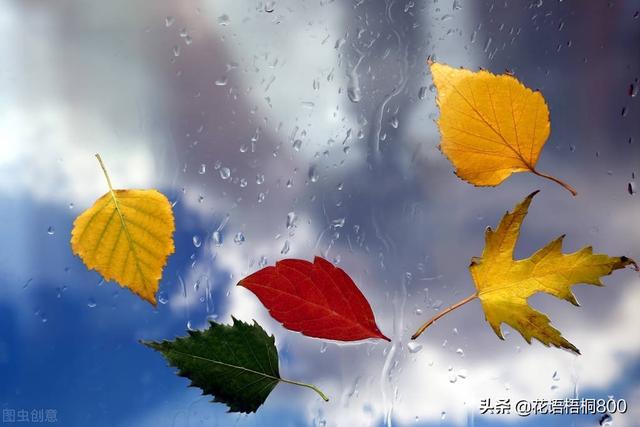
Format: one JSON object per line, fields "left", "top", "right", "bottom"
{"left": 1, "top": 1, "right": 638, "bottom": 426}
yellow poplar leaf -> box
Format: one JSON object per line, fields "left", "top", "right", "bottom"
{"left": 470, "top": 191, "right": 634, "bottom": 353}
{"left": 70, "top": 154, "right": 175, "bottom": 305}
{"left": 430, "top": 61, "right": 577, "bottom": 196}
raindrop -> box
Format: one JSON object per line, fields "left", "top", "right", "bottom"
{"left": 158, "top": 292, "right": 169, "bottom": 305}
{"left": 215, "top": 76, "right": 228, "bottom": 86}
{"left": 390, "top": 116, "right": 399, "bottom": 129}
{"left": 239, "top": 178, "right": 248, "bottom": 188}
{"left": 192, "top": 235, "right": 202, "bottom": 248}
{"left": 552, "top": 371, "right": 560, "bottom": 381}
{"left": 47, "top": 226, "right": 55, "bottom": 235}
{"left": 187, "top": 320, "right": 193, "bottom": 330}
{"left": 198, "top": 164, "right": 206, "bottom": 174}
{"left": 280, "top": 240, "right": 290, "bottom": 255}
{"left": 233, "top": 232, "right": 245, "bottom": 245}
{"left": 599, "top": 414, "right": 613, "bottom": 426}
{"left": 483, "top": 37, "right": 492, "bottom": 52}
{"left": 165, "top": 16, "right": 175, "bottom": 27}
{"left": 264, "top": 1, "right": 275, "bottom": 13}
{"left": 217, "top": 14, "right": 230, "bottom": 26}
{"left": 628, "top": 181, "right": 636, "bottom": 195}
{"left": 308, "top": 165, "right": 319, "bottom": 183}
{"left": 415, "top": 308, "right": 423, "bottom": 315}
{"left": 418, "top": 86, "right": 428, "bottom": 100}
{"left": 456, "top": 348, "right": 464, "bottom": 357}
{"left": 172, "top": 45, "right": 180, "bottom": 57}
{"left": 87, "top": 298, "right": 97, "bottom": 308}
{"left": 212, "top": 231, "right": 223, "bottom": 246}
{"left": 452, "top": 0, "right": 462, "bottom": 10}
{"left": 347, "top": 85, "right": 361, "bottom": 103}
{"left": 256, "top": 174, "right": 265, "bottom": 184}
{"left": 320, "top": 343, "right": 327, "bottom": 353}
{"left": 220, "top": 167, "right": 231, "bottom": 180}
{"left": 331, "top": 218, "right": 345, "bottom": 228}
{"left": 292, "top": 139, "right": 303, "bottom": 151}
{"left": 407, "top": 342, "right": 423, "bottom": 353}
{"left": 286, "top": 212, "right": 297, "bottom": 229}
{"left": 440, "top": 412, "right": 446, "bottom": 420}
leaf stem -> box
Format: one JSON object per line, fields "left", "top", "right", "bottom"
{"left": 411, "top": 293, "right": 478, "bottom": 340}
{"left": 531, "top": 169, "right": 577, "bottom": 197}
{"left": 279, "top": 377, "right": 330, "bottom": 402}
{"left": 95, "top": 153, "right": 115, "bottom": 192}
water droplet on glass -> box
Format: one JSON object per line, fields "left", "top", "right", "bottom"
{"left": 292, "top": 139, "right": 303, "bottom": 151}
{"left": 198, "top": 164, "right": 206, "bottom": 174}
{"left": 308, "top": 165, "right": 319, "bottom": 183}
{"left": 280, "top": 239, "right": 290, "bottom": 255}
{"left": 264, "top": 1, "right": 275, "bottom": 13}
{"left": 599, "top": 414, "right": 613, "bottom": 426}
{"left": 390, "top": 116, "right": 399, "bottom": 129}
{"left": 347, "top": 75, "right": 361, "bottom": 103}
{"left": 456, "top": 348, "right": 464, "bottom": 357}
{"left": 158, "top": 291, "right": 169, "bottom": 304}
{"left": 87, "top": 298, "right": 97, "bottom": 308}
{"left": 320, "top": 342, "right": 327, "bottom": 353}
{"left": 286, "top": 212, "right": 297, "bottom": 229}
{"left": 215, "top": 76, "right": 228, "bottom": 86}
{"left": 234, "top": 232, "right": 245, "bottom": 245}
{"left": 172, "top": 45, "right": 180, "bottom": 57}
{"left": 415, "top": 308, "right": 423, "bottom": 315}
{"left": 452, "top": 0, "right": 462, "bottom": 10}
{"left": 192, "top": 235, "right": 202, "bottom": 248}
{"left": 407, "top": 342, "right": 423, "bottom": 353}
{"left": 220, "top": 167, "right": 231, "bottom": 180}
{"left": 47, "top": 226, "right": 55, "bottom": 235}
{"left": 331, "top": 218, "right": 345, "bottom": 228}
{"left": 165, "top": 16, "right": 175, "bottom": 27}
{"left": 212, "top": 231, "right": 223, "bottom": 246}
{"left": 418, "top": 86, "right": 428, "bottom": 100}
{"left": 628, "top": 181, "right": 636, "bottom": 195}
{"left": 217, "top": 14, "right": 230, "bottom": 26}
{"left": 256, "top": 174, "right": 265, "bottom": 184}
{"left": 440, "top": 411, "right": 446, "bottom": 420}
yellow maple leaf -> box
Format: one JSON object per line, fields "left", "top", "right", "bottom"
{"left": 70, "top": 154, "right": 175, "bottom": 305}
{"left": 430, "top": 61, "right": 577, "bottom": 196}
{"left": 412, "top": 191, "right": 637, "bottom": 353}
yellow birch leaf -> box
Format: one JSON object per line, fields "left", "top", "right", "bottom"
{"left": 70, "top": 154, "right": 175, "bottom": 305}
{"left": 430, "top": 61, "right": 577, "bottom": 196}
{"left": 412, "top": 192, "right": 637, "bottom": 354}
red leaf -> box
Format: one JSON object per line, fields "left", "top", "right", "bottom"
{"left": 238, "top": 256, "right": 390, "bottom": 342}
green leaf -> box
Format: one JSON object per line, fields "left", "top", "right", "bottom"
{"left": 142, "top": 317, "right": 328, "bottom": 413}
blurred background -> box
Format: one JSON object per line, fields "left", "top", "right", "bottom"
{"left": 1, "top": 0, "right": 639, "bottom": 426}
